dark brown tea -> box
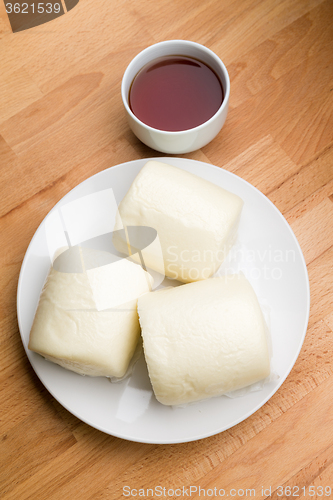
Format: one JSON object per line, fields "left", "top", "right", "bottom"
{"left": 129, "top": 55, "right": 224, "bottom": 132}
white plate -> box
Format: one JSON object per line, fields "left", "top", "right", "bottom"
{"left": 17, "top": 158, "right": 310, "bottom": 444}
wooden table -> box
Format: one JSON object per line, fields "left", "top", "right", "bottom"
{"left": 1, "top": 0, "right": 333, "bottom": 498}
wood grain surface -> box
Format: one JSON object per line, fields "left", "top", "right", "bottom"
{"left": 1, "top": 0, "right": 333, "bottom": 498}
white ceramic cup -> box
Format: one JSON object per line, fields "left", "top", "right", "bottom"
{"left": 121, "top": 40, "right": 230, "bottom": 154}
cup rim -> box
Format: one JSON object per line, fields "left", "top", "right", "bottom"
{"left": 121, "top": 40, "right": 230, "bottom": 136}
